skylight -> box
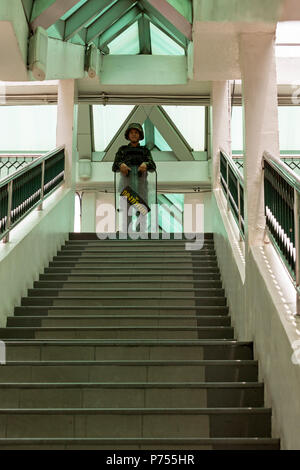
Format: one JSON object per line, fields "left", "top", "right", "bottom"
{"left": 108, "top": 22, "right": 140, "bottom": 55}
{"left": 150, "top": 23, "right": 185, "bottom": 55}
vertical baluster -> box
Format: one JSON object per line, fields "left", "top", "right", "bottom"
{"left": 226, "top": 160, "right": 230, "bottom": 211}
{"left": 237, "top": 180, "right": 242, "bottom": 241}
{"left": 3, "top": 180, "right": 13, "bottom": 244}
{"left": 294, "top": 188, "right": 300, "bottom": 316}
{"left": 38, "top": 161, "right": 45, "bottom": 211}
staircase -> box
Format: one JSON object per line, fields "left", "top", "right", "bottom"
{"left": 0, "top": 233, "right": 280, "bottom": 450}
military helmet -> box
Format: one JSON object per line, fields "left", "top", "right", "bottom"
{"left": 125, "top": 122, "right": 144, "bottom": 141}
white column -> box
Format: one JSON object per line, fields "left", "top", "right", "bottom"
{"left": 77, "top": 104, "right": 92, "bottom": 160}
{"left": 211, "top": 81, "right": 231, "bottom": 190}
{"left": 239, "top": 33, "right": 280, "bottom": 250}
{"left": 56, "top": 79, "right": 78, "bottom": 189}
{"left": 81, "top": 191, "right": 97, "bottom": 232}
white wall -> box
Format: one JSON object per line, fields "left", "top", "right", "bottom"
{"left": 0, "top": 187, "right": 74, "bottom": 327}
{"left": 212, "top": 186, "right": 300, "bottom": 450}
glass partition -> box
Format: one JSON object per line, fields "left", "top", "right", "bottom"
{"left": 114, "top": 165, "right": 157, "bottom": 234}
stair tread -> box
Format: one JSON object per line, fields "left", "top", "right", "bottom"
{"left": 2, "top": 326, "right": 233, "bottom": 330}
{"left": 0, "top": 437, "right": 277, "bottom": 443}
{"left": 3, "top": 359, "right": 257, "bottom": 364}
{"left": 29, "top": 281, "right": 224, "bottom": 292}
{"left": 3, "top": 339, "right": 249, "bottom": 345}
{"left": 0, "top": 408, "right": 271, "bottom": 414}
{"left": 16, "top": 306, "right": 228, "bottom": 309}
{"left": 0, "top": 382, "right": 264, "bottom": 388}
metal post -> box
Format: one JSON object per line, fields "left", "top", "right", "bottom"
{"left": 38, "top": 161, "right": 45, "bottom": 211}
{"left": 294, "top": 187, "right": 300, "bottom": 316}
{"left": 3, "top": 181, "right": 13, "bottom": 244}
{"left": 226, "top": 160, "right": 230, "bottom": 211}
{"left": 237, "top": 181, "right": 242, "bottom": 241}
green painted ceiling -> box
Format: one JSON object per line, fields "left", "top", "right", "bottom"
{"left": 29, "top": 0, "right": 192, "bottom": 55}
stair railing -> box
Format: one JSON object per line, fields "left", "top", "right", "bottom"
{"left": 262, "top": 151, "right": 300, "bottom": 316}
{"left": 219, "top": 148, "right": 245, "bottom": 241}
{"left": 0, "top": 146, "right": 65, "bottom": 243}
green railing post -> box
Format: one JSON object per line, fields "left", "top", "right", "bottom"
{"left": 37, "top": 160, "right": 45, "bottom": 211}
{"left": 226, "top": 160, "right": 230, "bottom": 212}
{"left": 294, "top": 187, "right": 300, "bottom": 316}
{"left": 3, "top": 181, "right": 13, "bottom": 244}
{"left": 237, "top": 181, "right": 242, "bottom": 241}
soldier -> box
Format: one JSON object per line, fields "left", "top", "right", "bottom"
{"left": 112, "top": 123, "right": 156, "bottom": 234}
{"left": 112, "top": 123, "right": 156, "bottom": 175}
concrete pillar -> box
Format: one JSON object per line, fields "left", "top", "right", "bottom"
{"left": 56, "top": 79, "right": 78, "bottom": 189}
{"left": 239, "top": 33, "right": 280, "bottom": 251}
{"left": 81, "top": 191, "right": 97, "bottom": 232}
{"left": 211, "top": 81, "right": 231, "bottom": 190}
{"left": 77, "top": 104, "right": 92, "bottom": 160}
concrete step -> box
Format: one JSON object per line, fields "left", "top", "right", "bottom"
{"left": 3, "top": 340, "right": 253, "bottom": 361}
{"left": 48, "top": 261, "right": 219, "bottom": 269}
{"left": 14, "top": 305, "right": 230, "bottom": 316}
{"left": 0, "top": 437, "right": 280, "bottom": 450}
{"left": 0, "top": 326, "right": 234, "bottom": 340}
{"left": 0, "top": 360, "right": 259, "bottom": 383}
{"left": 55, "top": 253, "right": 217, "bottom": 260}
{"left": 60, "top": 247, "right": 216, "bottom": 254}
{"left": 0, "top": 382, "right": 265, "bottom": 408}
{"left": 21, "top": 297, "right": 227, "bottom": 308}
{"left": 34, "top": 280, "right": 223, "bottom": 289}
{"left": 27, "top": 288, "right": 226, "bottom": 298}
{"left": 68, "top": 233, "right": 214, "bottom": 240}
{"left": 7, "top": 315, "right": 231, "bottom": 328}
{"left": 45, "top": 266, "right": 221, "bottom": 274}
{"left": 40, "top": 272, "right": 222, "bottom": 281}
{"left": 0, "top": 407, "right": 271, "bottom": 439}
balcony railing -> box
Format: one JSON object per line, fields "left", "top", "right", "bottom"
{"left": 220, "top": 149, "right": 245, "bottom": 240}
{"left": 0, "top": 146, "right": 65, "bottom": 243}
{"left": 262, "top": 151, "right": 300, "bottom": 316}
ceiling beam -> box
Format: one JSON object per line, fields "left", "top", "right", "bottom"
{"left": 144, "top": 118, "right": 155, "bottom": 149}
{"left": 31, "top": 0, "right": 79, "bottom": 31}
{"left": 143, "top": 0, "right": 192, "bottom": 41}
{"left": 99, "top": 6, "right": 142, "bottom": 49}
{"left": 64, "top": 0, "right": 116, "bottom": 41}
{"left": 140, "top": 0, "right": 188, "bottom": 49}
{"left": 86, "top": 0, "right": 134, "bottom": 44}
{"left": 148, "top": 106, "right": 194, "bottom": 161}
{"left": 138, "top": 14, "right": 152, "bottom": 54}
{"left": 144, "top": 11, "right": 186, "bottom": 50}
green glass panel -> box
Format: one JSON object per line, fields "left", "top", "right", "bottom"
{"left": 162, "top": 106, "right": 205, "bottom": 150}
{"left": 92, "top": 105, "right": 135, "bottom": 151}
{"left": 150, "top": 23, "right": 184, "bottom": 55}
{"left": 108, "top": 22, "right": 140, "bottom": 55}
{"left": 0, "top": 105, "right": 57, "bottom": 152}
{"left": 231, "top": 106, "right": 244, "bottom": 153}
{"left": 278, "top": 107, "right": 300, "bottom": 151}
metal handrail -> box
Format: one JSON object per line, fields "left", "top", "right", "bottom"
{"left": 263, "top": 151, "right": 300, "bottom": 191}
{"left": 219, "top": 148, "right": 245, "bottom": 241}
{"left": 262, "top": 151, "right": 300, "bottom": 316}
{"left": 0, "top": 146, "right": 65, "bottom": 243}
{"left": 0, "top": 146, "right": 65, "bottom": 187}
{"left": 220, "top": 147, "right": 244, "bottom": 184}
